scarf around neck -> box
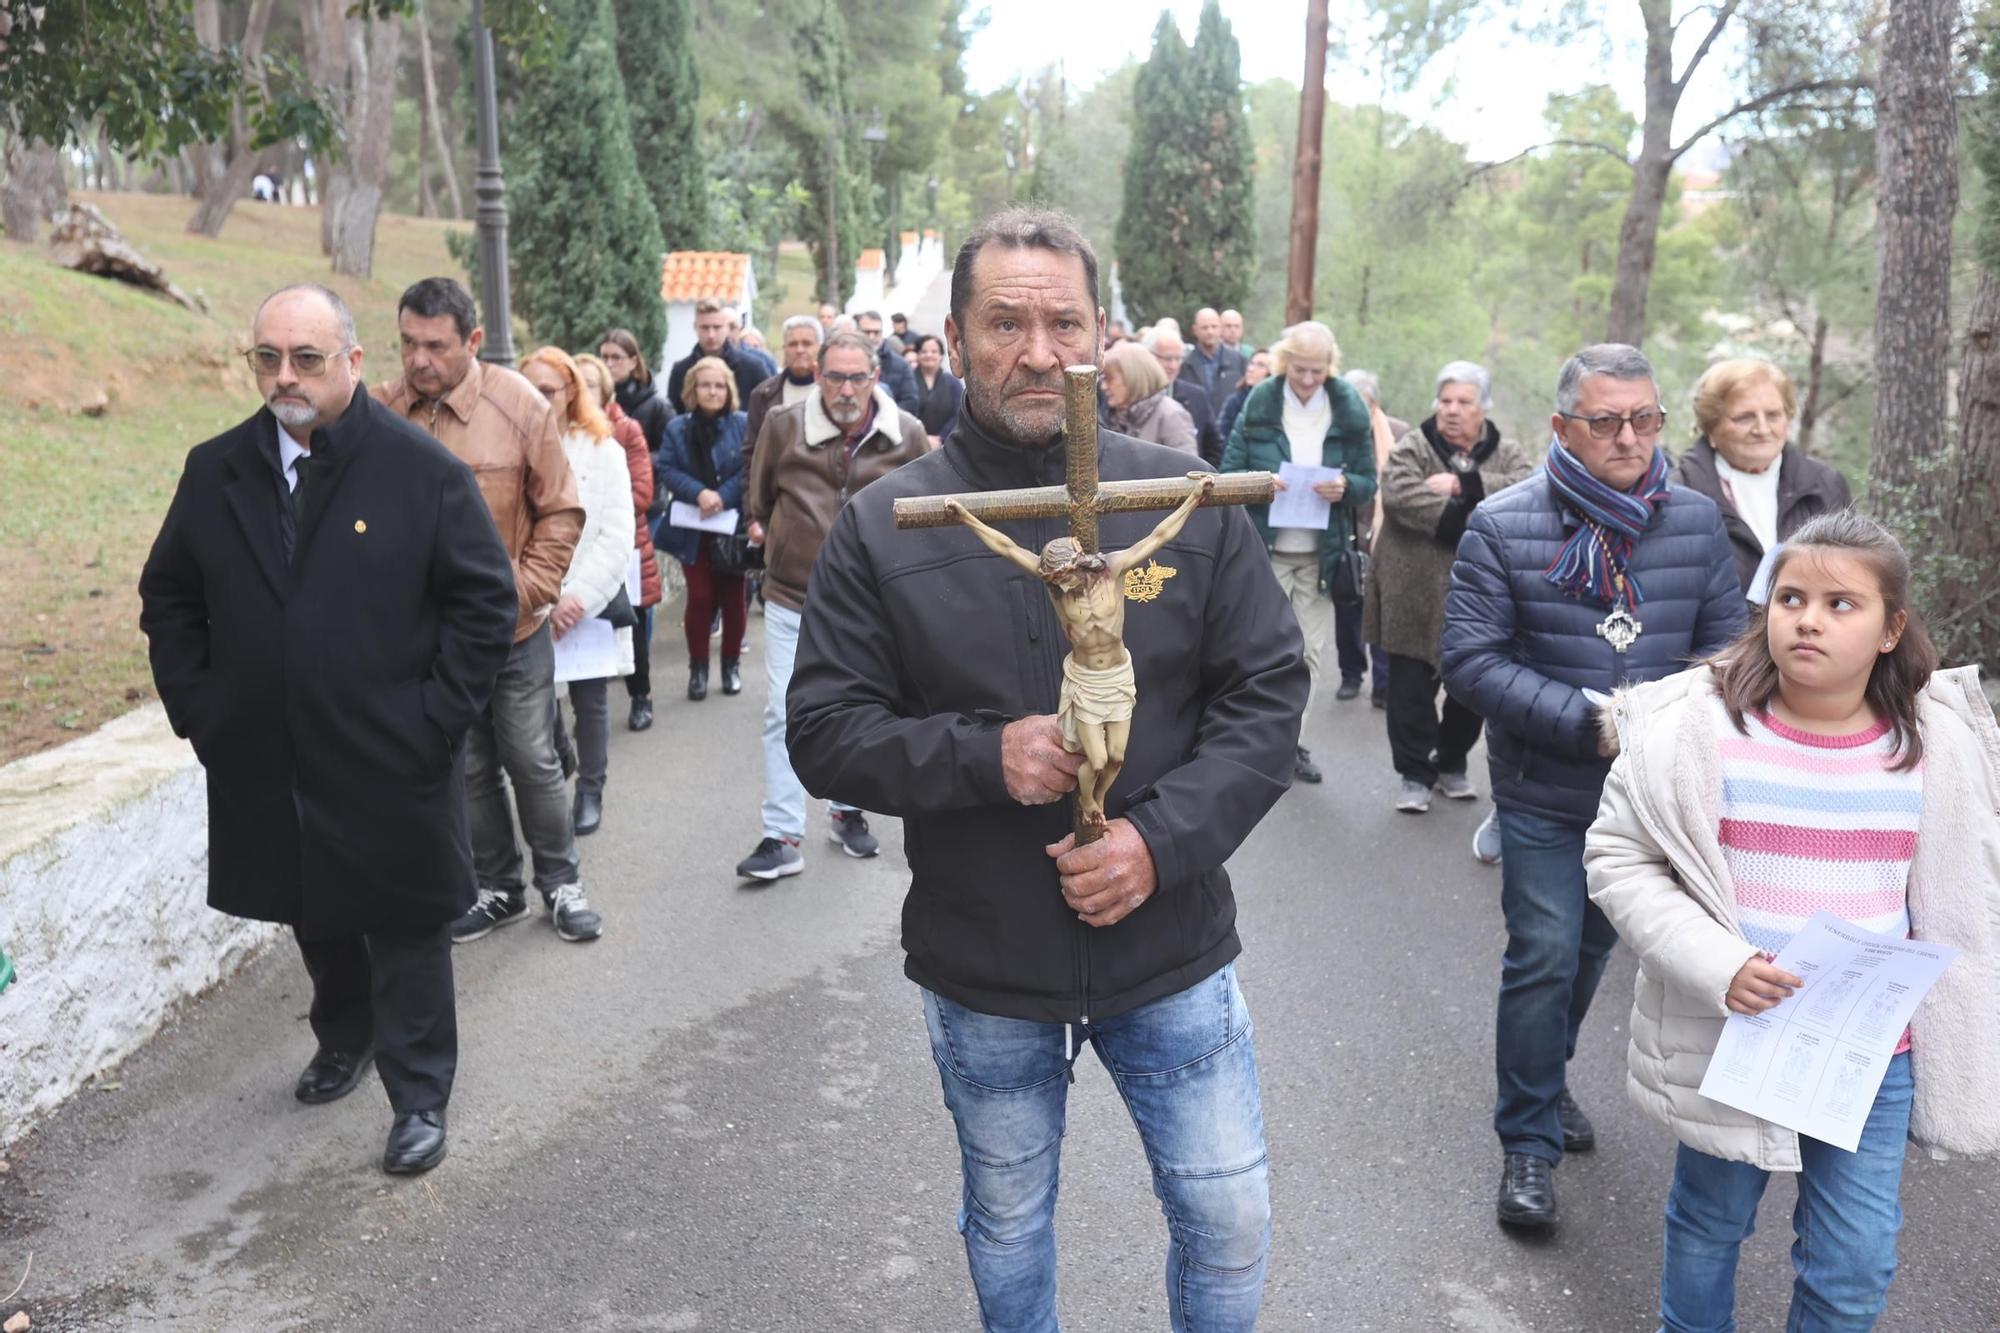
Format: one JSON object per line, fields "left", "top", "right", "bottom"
{"left": 1542, "top": 437, "right": 1671, "bottom": 606}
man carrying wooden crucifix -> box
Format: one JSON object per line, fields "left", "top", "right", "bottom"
{"left": 942, "top": 472, "right": 1216, "bottom": 833}
{"left": 786, "top": 205, "right": 1306, "bottom": 1331}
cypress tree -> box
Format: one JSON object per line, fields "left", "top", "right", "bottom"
{"left": 1115, "top": 1, "right": 1256, "bottom": 325}
{"left": 613, "top": 0, "right": 709, "bottom": 249}
{"left": 504, "top": 0, "right": 668, "bottom": 354}
{"left": 791, "top": 0, "right": 865, "bottom": 305}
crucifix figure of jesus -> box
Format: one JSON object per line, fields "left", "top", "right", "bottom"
{"left": 893, "top": 364, "right": 1274, "bottom": 844}
{"left": 944, "top": 472, "right": 1215, "bottom": 833}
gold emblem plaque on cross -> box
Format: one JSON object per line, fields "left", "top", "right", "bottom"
{"left": 893, "top": 365, "right": 1276, "bottom": 846}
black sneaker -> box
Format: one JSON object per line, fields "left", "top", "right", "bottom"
{"left": 1497, "top": 1152, "right": 1558, "bottom": 1232}
{"left": 1294, "top": 745, "right": 1323, "bottom": 784}
{"left": 546, "top": 882, "right": 602, "bottom": 942}
{"left": 1334, "top": 678, "right": 1362, "bottom": 701}
{"left": 628, "top": 696, "right": 654, "bottom": 732}
{"left": 451, "top": 889, "right": 529, "bottom": 944}
{"left": 1558, "top": 1088, "right": 1596, "bottom": 1153}
{"left": 736, "top": 836, "right": 804, "bottom": 880}
{"left": 829, "top": 811, "right": 880, "bottom": 858}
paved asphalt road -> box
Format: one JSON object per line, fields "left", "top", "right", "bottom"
{"left": 4, "top": 612, "right": 1997, "bottom": 1332}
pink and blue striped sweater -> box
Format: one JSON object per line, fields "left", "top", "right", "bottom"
{"left": 1713, "top": 698, "right": 1923, "bottom": 1050}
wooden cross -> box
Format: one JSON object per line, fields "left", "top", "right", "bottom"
{"left": 893, "top": 365, "right": 1275, "bottom": 545}
{"left": 893, "top": 364, "right": 1276, "bottom": 844}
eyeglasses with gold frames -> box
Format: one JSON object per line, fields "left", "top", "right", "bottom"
{"left": 244, "top": 345, "right": 350, "bottom": 378}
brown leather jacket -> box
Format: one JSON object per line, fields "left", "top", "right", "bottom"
{"left": 748, "top": 383, "right": 928, "bottom": 612}
{"left": 374, "top": 361, "right": 583, "bottom": 642}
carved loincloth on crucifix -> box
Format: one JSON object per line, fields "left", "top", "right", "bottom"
{"left": 892, "top": 365, "right": 1275, "bottom": 844}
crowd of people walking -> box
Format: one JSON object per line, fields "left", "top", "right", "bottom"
{"left": 135, "top": 199, "right": 1998, "bottom": 1333}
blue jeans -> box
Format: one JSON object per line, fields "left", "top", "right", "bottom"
{"left": 1494, "top": 807, "right": 1617, "bottom": 1162}
{"left": 761, "top": 601, "right": 855, "bottom": 841}
{"left": 921, "top": 964, "right": 1271, "bottom": 1333}
{"left": 1659, "top": 1053, "right": 1912, "bottom": 1332}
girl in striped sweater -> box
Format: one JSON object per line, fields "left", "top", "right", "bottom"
{"left": 1586, "top": 511, "right": 2000, "bottom": 1332}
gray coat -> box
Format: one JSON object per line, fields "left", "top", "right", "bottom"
{"left": 1364, "top": 421, "right": 1535, "bottom": 664}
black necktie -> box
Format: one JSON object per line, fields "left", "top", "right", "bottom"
{"left": 290, "top": 453, "right": 314, "bottom": 524}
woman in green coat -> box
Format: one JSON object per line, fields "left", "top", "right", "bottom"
{"left": 1220, "top": 319, "right": 1377, "bottom": 784}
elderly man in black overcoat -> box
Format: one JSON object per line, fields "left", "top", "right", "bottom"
{"left": 139, "top": 284, "right": 517, "bottom": 1175}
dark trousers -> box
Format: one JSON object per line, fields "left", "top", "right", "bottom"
{"left": 626, "top": 603, "right": 654, "bottom": 699}
{"left": 1333, "top": 599, "right": 1389, "bottom": 691}
{"left": 295, "top": 924, "right": 456, "bottom": 1114}
{"left": 1386, "top": 651, "right": 1483, "bottom": 785}
{"left": 682, "top": 539, "right": 747, "bottom": 664}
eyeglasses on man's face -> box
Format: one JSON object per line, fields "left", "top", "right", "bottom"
{"left": 822, "top": 370, "right": 874, "bottom": 388}
{"left": 1559, "top": 407, "right": 1667, "bottom": 440}
{"left": 246, "top": 345, "right": 349, "bottom": 378}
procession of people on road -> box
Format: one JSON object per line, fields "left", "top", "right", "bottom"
{"left": 135, "top": 202, "right": 2000, "bottom": 1333}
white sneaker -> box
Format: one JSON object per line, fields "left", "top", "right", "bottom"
{"left": 1473, "top": 810, "right": 1503, "bottom": 866}
{"left": 1436, "top": 771, "right": 1477, "bottom": 800}
{"left": 1395, "top": 778, "right": 1431, "bottom": 813}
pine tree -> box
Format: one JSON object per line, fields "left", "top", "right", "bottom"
{"left": 790, "top": 0, "right": 865, "bottom": 305}
{"left": 614, "top": 0, "right": 709, "bottom": 249}
{"left": 504, "top": 0, "right": 668, "bottom": 354}
{"left": 1115, "top": 2, "right": 1256, "bottom": 325}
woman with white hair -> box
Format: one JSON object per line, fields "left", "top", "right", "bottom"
{"left": 1365, "top": 360, "right": 1534, "bottom": 834}
{"left": 1101, "top": 341, "right": 1198, "bottom": 453}
{"left": 1220, "top": 319, "right": 1377, "bottom": 785}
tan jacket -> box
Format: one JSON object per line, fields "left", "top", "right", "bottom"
{"left": 747, "top": 383, "right": 927, "bottom": 612}
{"left": 1585, "top": 664, "right": 2000, "bottom": 1170}
{"left": 374, "top": 361, "right": 583, "bottom": 642}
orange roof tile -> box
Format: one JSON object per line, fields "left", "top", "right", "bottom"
{"left": 659, "top": 251, "right": 751, "bottom": 304}
{"left": 857, "top": 248, "right": 886, "bottom": 272}
{"left": 899, "top": 231, "right": 919, "bottom": 247}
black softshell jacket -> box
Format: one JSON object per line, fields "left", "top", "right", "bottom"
{"left": 787, "top": 414, "right": 1308, "bottom": 1023}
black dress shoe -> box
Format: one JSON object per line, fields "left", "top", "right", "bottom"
{"left": 573, "top": 787, "right": 603, "bottom": 837}
{"left": 688, "top": 663, "right": 708, "bottom": 701}
{"left": 1497, "top": 1152, "right": 1558, "bottom": 1232}
{"left": 1558, "top": 1088, "right": 1596, "bottom": 1153}
{"left": 628, "top": 696, "right": 654, "bottom": 732}
{"left": 383, "top": 1109, "right": 447, "bottom": 1175}
{"left": 720, "top": 658, "right": 742, "bottom": 696}
{"left": 294, "top": 1046, "right": 373, "bottom": 1105}
{"left": 1335, "top": 678, "right": 1362, "bottom": 701}
{"left": 1294, "top": 745, "right": 1323, "bottom": 784}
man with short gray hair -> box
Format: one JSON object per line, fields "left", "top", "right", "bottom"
{"left": 1439, "top": 343, "right": 1745, "bottom": 1234}
{"left": 1145, "top": 324, "right": 1223, "bottom": 466}
{"left": 142, "top": 284, "right": 518, "bottom": 1175}
{"left": 745, "top": 313, "right": 826, "bottom": 459}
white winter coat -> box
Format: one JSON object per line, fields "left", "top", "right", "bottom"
{"left": 558, "top": 427, "right": 637, "bottom": 678}
{"left": 1584, "top": 664, "right": 2000, "bottom": 1171}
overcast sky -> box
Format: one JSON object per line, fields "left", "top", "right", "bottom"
{"left": 961, "top": 1, "right": 1743, "bottom": 166}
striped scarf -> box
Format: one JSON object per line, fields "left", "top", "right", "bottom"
{"left": 1542, "top": 438, "right": 1671, "bottom": 606}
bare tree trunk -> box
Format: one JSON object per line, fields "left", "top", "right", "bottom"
{"left": 1940, "top": 270, "right": 2000, "bottom": 662}
{"left": 417, "top": 0, "right": 465, "bottom": 220}
{"left": 1869, "top": 0, "right": 1959, "bottom": 500}
{"left": 1798, "top": 314, "right": 1829, "bottom": 454}
{"left": 1285, "top": 0, "right": 1329, "bottom": 327}
{"left": 2, "top": 138, "right": 66, "bottom": 243}
{"left": 327, "top": 11, "right": 404, "bottom": 277}
{"left": 187, "top": 0, "right": 279, "bottom": 236}
{"left": 1605, "top": 0, "right": 1678, "bottom": 345}
{"left": 300, "top": 0, "right": 347, "bottom": 255}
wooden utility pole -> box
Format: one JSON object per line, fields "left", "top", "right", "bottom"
{"left": 1285, "top": 0, "right": 1330, "bottom": 326}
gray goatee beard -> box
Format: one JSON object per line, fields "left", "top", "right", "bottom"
{"left": 269, "top": 398, "right": 318, "bottom": 430}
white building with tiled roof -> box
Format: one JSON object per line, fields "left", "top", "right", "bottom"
{"left": 659, "top": 250, "right": 758, "bottom": 369}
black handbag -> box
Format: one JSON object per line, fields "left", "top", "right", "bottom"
{"left": 596, "top": 584, "right": 639, "bottom": 629}
{"left": 1329, "top": 529, "right": 1370, "bottom": 608}
{"left": 709, "top": 514, "right": 765, "bottom": 577}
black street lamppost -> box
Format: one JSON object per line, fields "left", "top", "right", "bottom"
{"left": 470, "top": 0, "right": 515, "bottom": 366}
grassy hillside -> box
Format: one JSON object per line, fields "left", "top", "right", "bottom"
{"left": 0, "top": 193, "right": 465, "bottom": 763}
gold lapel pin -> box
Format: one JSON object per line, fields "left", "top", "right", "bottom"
{"left": 354, "top": 520, "right": 367, "bottom": 534}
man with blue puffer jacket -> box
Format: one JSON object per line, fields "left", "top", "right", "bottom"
{"left": 1441, "top": 342, "right": 1747, "bottom": 1236}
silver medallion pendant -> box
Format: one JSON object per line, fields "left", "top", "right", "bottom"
{"left": 1597, "top": 598, "right": 1643, "bottom": 654}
